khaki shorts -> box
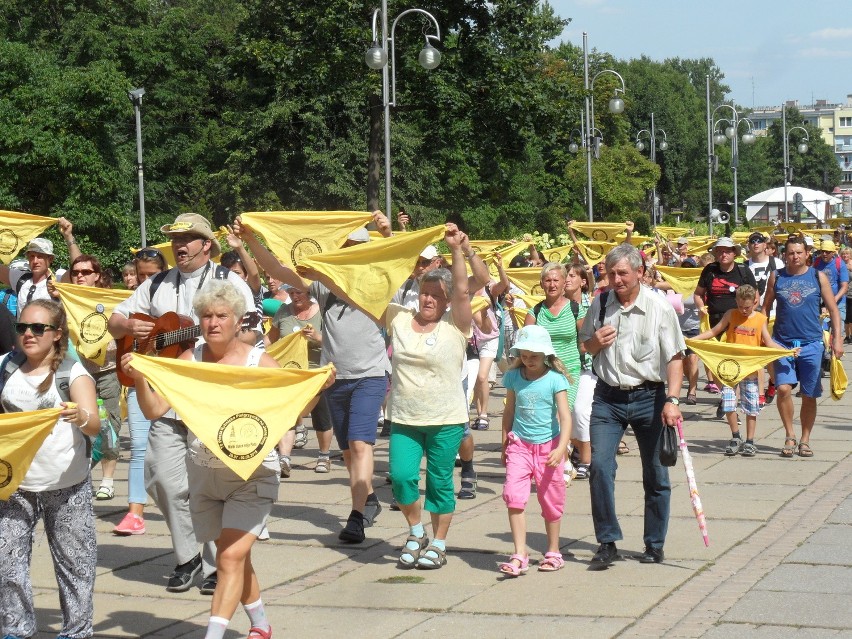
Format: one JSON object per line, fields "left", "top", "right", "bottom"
{"left": 187, "top": 461, "right": 279, "bottom": 542}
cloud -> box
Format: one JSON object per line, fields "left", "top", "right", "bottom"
{"left": 810, "top": 27, "right": 852, "bottom": 39}
{"left": 799, "top": 47, "right": 852, "bottom": 59}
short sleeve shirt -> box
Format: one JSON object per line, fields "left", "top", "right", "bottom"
{"left": 814, "top": 257, "right": 849, "bottom": 297}
{"left": 697, "top": 263, "right": 758, "bottom": 320}
{"left": 503, "top": 368, "right": 569, "bottom": 444}
{"left": 9, "top": 268, "right": 52, "bottom": 318}
{"left": 271, "top": 304, "right": 323, "bottom": 367}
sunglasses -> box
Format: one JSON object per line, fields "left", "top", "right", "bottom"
{"left": 416, "top": 258, "right": 433, "bottom": 267}
{"left": 71, "top": 268, "right": 97, "bottom": 277}
{"left": 748, "top": 238, "right": 765, "bottom": 244}
{"left": 15, "top": 322, "right": 58, "bottom": 336}
{"left": 135, "top": 248, "right": 163, "bottom": 259}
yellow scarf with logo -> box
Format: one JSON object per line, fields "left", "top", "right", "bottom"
{"left": 0, "top": 408, "right": 63, "bottom": 499}
{"left": 128, "top": 354, "right": 333, "bottom": 479}
{"left": 507, "top": 268, "right": 545, "bottom": 296}
{"left": 240, "top": 211, "right": 373, "bottom": 269}
{"left": 0, "top": 211, "right": 57, "bottom": 264}
{"left": 569, "top": 223, "right": 626, "bottom": 242}
{"left": 684, "top": 338, "right": 794, "bottom": 387}
{"left": 573, "top": 241, "right": 616, "bottom": 266}
{"left": 656, "top": 266, "right": 701, "bottom": 296}
{"left": 54, "top": 284, "right": 131, "bottom": 365}
{"left": 297, "top": 225, "right": 445, "bottom": 322}
{"left": 266, "top": 330, "right": 310, "bottom": 370}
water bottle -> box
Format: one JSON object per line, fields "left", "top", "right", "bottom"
{"left": 97, "top": 399, "right": 117, "bottom": 451}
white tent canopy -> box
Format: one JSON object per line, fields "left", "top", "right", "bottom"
{"left": 744, "top": 186, "right": 842, "bottom": 222}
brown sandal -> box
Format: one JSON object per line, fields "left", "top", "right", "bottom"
{"left": 781, "top": 437, "right": 797, "bottom": 458}
{"left": 617, "top": 440, "right": 630, "bottom": 455}
{"left": 798, "top": 442, "right": 814, "bottom": 457}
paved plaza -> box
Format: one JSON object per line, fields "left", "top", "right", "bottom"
{"left": 23, "top": 375, "right": 852, "bottom": 638}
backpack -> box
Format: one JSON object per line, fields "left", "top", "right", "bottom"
{"left": 14, "top": 272, "right": 33, "bottom": 297}
{"left": 532, "top": 298, "right": 584, "bottom": 367}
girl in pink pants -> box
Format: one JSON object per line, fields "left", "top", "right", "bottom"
{"left": 499, "top": 325, "right": 573, "bottom": 576}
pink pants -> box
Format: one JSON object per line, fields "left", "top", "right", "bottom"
{"left": 502, "top": 432, "right": 566, "bottom": 522}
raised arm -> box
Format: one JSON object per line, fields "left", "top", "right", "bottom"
{"left": 446, "top": 224, "right": 472, "bottom": 330}
{"left": 225, "top": 226, "right": 262, "bottom": 294}
{"left": 232, "top": 216, "right": 307, "bottom": 291}
{"left": 464, "top": 234, "right": 491, "bottom": 291}
{"left": 489, "top": 252, "right": 509, "bottom": 298}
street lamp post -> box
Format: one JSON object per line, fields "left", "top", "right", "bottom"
{"left": 635, "top": 112, "right": 669, "bottom": 225}
{"left": 128, "top": 88, "right": 147, "bottom": 247}
{"left": 582, "top": 32, "right": 626, "bottom": 222}
{"left": 365, "top": 1, "right": 441, "bottom": 218}
{"left": 781, "top": 106, "right": 810, "bottom": 223}
{"left": 711, "top": 105, "right": 755, "bottom": 228}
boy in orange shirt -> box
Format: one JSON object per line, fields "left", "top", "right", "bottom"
{"left": 695, "top": 285, "right": 788, "bottom": 457}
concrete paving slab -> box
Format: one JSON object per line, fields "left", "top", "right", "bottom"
{"left": 703, "top": 624, "right": 844, "bottom": 638}
{"left": 828, "top": 497, "right": 852, "bottom": 524}
{"left": 754, "top": 564, "right": 852, "bottom": 594}
{"left": 396, "top": 612, "right": 631, "bottom": 639}
{"left": 697, "top": 458, "right": 834, "bottom": 485}
{"left": 785, "top": 526, "right": 852, "bottom": 566}
{"left": 723, "top": 591, "right": 852, "bottom": 629}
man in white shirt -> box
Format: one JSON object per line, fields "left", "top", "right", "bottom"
{"left": 109, "top": 213, "right": 257, "bottom": 595}
{"left": 579, "top": 244, "right": 685, "bottom": 570}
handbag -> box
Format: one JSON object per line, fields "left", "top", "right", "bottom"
{"left": 658, "top": 424, "right": 678, "bottom": 467}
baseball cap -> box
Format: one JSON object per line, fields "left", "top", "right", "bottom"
{"left": 347, "top": 227, "right": 371, "bottom": 243}
{"left": 420, "top": 245, "right": 439, "bottom": 260}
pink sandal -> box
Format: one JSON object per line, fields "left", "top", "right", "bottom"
{"left": 538, "top": 552, "right": 565, "bottom": 572}
{"left": 247, "top": 626, "right": 272, "bottom": 639}
{"left": 498, "top": 553, "right": 529, "bottom": 577}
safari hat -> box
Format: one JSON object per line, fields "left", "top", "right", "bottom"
{"left": 160, "top": 213, "right": 220, "bottom": 257}
{"left": 712, "top": 237, "right": 741, "bottom": 255}
{"left": 510, "top": 325, "right": 556, "bottom": 358}
{"left": 25, "top": 238, "right": 54, "bottom": 257}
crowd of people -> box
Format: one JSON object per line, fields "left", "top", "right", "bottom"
{"left": 0, "top": 211, "right": 846, "bottom": 638}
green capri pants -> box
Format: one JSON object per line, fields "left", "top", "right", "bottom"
{"left": 389, "top": 423, "right": 465, "bottom": 514}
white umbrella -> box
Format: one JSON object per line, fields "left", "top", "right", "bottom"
{"left": 744, "top": 186, "right": 841, "bottom": 222}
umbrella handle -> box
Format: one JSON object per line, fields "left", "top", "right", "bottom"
{"left": 675, "top": 418, "right": 686, "bottom": 445}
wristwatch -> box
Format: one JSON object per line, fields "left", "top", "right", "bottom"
{"left": 664, "top": 396, "right": 680, "bottom": 406}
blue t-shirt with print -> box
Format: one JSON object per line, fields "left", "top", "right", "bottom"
{"left": 503, "top": 367, "right": 569, "bottom": 444}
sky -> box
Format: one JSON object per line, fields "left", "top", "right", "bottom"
{"left": 548, "top": 0, "right": 852, "bottom": 110}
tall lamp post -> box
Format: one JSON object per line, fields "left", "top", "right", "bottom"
{"left": 582, "top": 32, "right": 626, "bottom": 222}
{"left": 635, "top": 112, "right": 669, "bottom": 225}
{"left": 781, "top": 106, "right": 810, "bottom": 223}
{"left": 711, "top": 104, "right": 755, "bottom": 227}
{"left": 365, "top": 2, "right": 441, "bottom": 218}
{"left": 128, "top": 88, "right": 147, "bottom": 247}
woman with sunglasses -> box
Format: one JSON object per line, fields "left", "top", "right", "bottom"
{"left": 0, "top": 300, "right": 99, "bottom": 639}
{"left": 113, "top": 248, "right": 167, "bottom": 536}
{"left": 58, "top": 255, "right": 124, "bottom": 504}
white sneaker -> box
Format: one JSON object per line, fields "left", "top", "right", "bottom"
{"left": 564, "top": 463, "right": 577, "bottom": 485}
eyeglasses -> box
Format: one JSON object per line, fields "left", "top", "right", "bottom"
{"left": 135, "top": 248, "right": 163, "bottom": 259}
{"left": 15, "top": 322, "right": 58, "bottom": 336}
{"left": 71, "top": 268, "right": 97, "bottom": 277}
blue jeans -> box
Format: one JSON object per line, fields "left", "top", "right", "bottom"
{"left": 589, "top": 383, "right": 671, "bottom": 550}
{"left": 126, "top": 388, "right": 150, "bottom": 505}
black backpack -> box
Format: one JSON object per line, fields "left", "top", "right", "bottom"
{"left": 532, "top": 298, "right": 583, "bottom": 366}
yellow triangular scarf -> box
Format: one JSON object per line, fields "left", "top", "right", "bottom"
{"left": 297, "top": 225, "right": 445, "bottom": 322}
{"left": 128, "top": 354, "right": 333, "bottom": 479}
{"left": 0, "top": 408, "right": 63, "bottom": 500}
{"left": 516, "top": 293, "right": 544, "bottom": 308}
{"left": 684, "top": 339, "right": 794, "bottom": 387}
{"left": 507, "top": 268, "right": 545, "bottom": 296}
{"left": 266, "top": 330, "right": 310, "bottom": 370}
{"left": 654, "top": 226, "right": 689, "bottom": 240}
{"left": 241, "top": 211, "right": 373, "bottom": 269}
{"left": 54, "top": 283, "right": 131, "bottom": 365}
{"left": 470, "top": 296, "right": 491, "bottom": 315}
{"left": 485, "top": 242, "right": 532, "bottom": 279}
{"left": 0, "top": 211, "right": 57, "bottom": 264}
{"left": 573, "top": 241, "right": 617, "bottom": 266}
{"left": 510, "top": 306, "right": 530, "bottom": 327}
{"left": 656, "top": 266, "right": 702, "bottom": 296}
{"left": 831, "top": 354, "right": 847, "bottom": 401}
{"left": 570, "top": 223, "right": 626, "bottom": 242}
{"left": 469, "top": 240, "right": 511, "bottom": 254}
{"left": 540, "top": 244, "right": 573, "bottom": 263}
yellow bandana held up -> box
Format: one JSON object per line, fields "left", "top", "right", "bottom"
{"left": 684, "top": 339, "right": 794, "bottom": 387}
{"left": 831, "top": 354, "right": 847, "bottom": 401}
{"left": 53, "top": 283, "right": 132, "bottom": 365}
{"left": 510, "top": 306, "right": 530, "bottom": 327}
{"left": 569, "top": 223, "right": 627, "bottom": 242}
{"left": 0, "top": 211, "right": 57, "bottom": 264}
{"left": 240, "top": 211, "right": 373, "bottom": 270}
{"left": 507, "top": 267, "right": 546, "bottom": 296}
{"left": 470, "top": 296, "right": 491, "bottom": 315}
{"left": 572, "top": 241, "right": 617, "bottom": 267}
{"left": 540, "top": 244, "right": 573, "bottom": 262}
{"left": 266, "top": 330, "right": 309, "bottom": 370}
{"left": 0, "top": 408, "right": 63, "bottom": 500}
{"left": 128, "top": 354, "right": 333, "bottom": 480}
{"left": 656, "top": 266, "right": 702, "bottom": 296}
{"left": 484, "top": 242, "right": 532, "bottom": 279}
{"left": 297, "top": 224, "right": 445, "bottom": 322}
{"left": 469, "top": 240, "right": 512, "bottom": 254}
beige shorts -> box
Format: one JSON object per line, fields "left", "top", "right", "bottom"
{"left": 187, "top": 461, "right": 279, "bottom": 542}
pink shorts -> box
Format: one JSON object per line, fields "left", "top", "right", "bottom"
{"left": 502, "top": 432, "right": 566, "bottom": 522}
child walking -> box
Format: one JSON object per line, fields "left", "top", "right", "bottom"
{"left": 694, "top": 285, "right": 791, "bottom": 457}
{"left": 499, "top": 325, "right": 572, "bottom": 575}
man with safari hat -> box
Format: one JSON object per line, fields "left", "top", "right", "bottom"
{"left": 109, "top": 212, "right": 257, "bottom": 594}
